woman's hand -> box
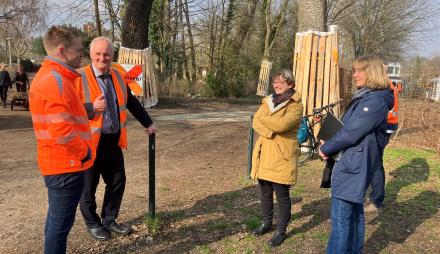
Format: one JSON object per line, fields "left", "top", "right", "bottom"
{"left": 319, "top": 140, "right": 329, "bottom": 160}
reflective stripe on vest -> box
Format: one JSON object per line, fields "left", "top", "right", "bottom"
{"left": 79, "top": 70, "right": 92, "bottom": 104}
{"left": 114, "top": 70, "right": 127, "bottom": 100}
{"left": 51, "top": 70, "right": 63, "bottom": 96}
{"left": 31, "top": 112, "right": 89, "bottom": 125}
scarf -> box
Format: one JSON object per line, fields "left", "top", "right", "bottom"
{"left": 352, "top": 87, "right": 371, "bottom": 100}
{"left": 273, "top": 88, "right": 295, "bottom": 107}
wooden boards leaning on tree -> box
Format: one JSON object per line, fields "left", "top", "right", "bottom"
{"left": 117, "top": 46, "right": 158, "bottom": 107}
{"left": 293, "top": 25, "right": 340, "bottom": 118}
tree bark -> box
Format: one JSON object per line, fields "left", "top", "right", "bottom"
{"left": 121, "top": 0, "right": 154, "bottom": 49}
{"left": 93, "top": 0, "right": 102, "bottom": 36}
{"left": 178, "top": 0, "right": 190, "bottom": 81}
{"left": 298, "top": 0, "right": 325, "bottom": 32}
{"left": 262, "top": 0, "right": 289, "bottom": 60}
{"left": 183, "top": 0, "right": 197, "bottom": 84}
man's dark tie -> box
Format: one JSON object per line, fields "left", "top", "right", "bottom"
{"left": 99, "top": 75, "right": 118, "bottom": 132}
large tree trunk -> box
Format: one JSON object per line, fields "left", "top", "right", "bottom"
{"left": 121, "top": 0, "right": 154, "bottom": 49}
{"left": 93, "top": 0, "right": 102, "bottom": 36}
{"left": 298, "top": 0, "right": 325, "bottom": 32}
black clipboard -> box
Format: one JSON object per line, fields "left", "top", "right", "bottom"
{"left": 317, "top": 112, "right": 344, "bottom": 141}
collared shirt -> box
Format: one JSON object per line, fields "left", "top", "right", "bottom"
{"left": 91, "top": 64, "right": 119, "bottom": 134}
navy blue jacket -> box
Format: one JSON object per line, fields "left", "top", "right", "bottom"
{"left": 320, "top": 89, "right": 394, "bottom": 204}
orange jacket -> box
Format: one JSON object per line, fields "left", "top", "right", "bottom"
{"left": 76, "top": 65, "right": 128, "bottom": 151}
{"left": 387, "top": 82, "right": 400, "bottom": 125}
{"left": 29, "top": 57, "right": 95, "bottom": 176}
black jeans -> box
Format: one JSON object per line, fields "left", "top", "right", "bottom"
{"left": 44, "top": 171, "right": 85, "bottom": 254}
{"left": 0, "top": 85, "right": 8, "bottom": 106}
{"left": 258, "top": 179, "right": 291, "bottom": 233}
{"left": 80, "top": 133, "right": 125, "bottom": 228}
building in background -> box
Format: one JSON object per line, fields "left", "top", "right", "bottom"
{"left": 386, "top": 62, "right": 402, "bottom": 84}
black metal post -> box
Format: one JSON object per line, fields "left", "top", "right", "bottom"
{"left": 247, "top": 114, "right": 254, "bottom": 178}
{"left": 148, "top": 133, "right": 156, "bottom": 218}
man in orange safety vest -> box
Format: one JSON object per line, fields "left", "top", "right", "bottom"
{"left": 29, "top": 26, "right": 95, "bottom": 254}
{"left": 76, "top": 36, "right": 156, "bottom": 241}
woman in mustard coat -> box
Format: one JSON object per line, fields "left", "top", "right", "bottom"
{"left": 251, "top": 69, "right": 303, "bottom": 247}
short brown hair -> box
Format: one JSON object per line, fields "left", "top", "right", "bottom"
{"left": 273, "top": 69, "right": 295, "bottom": 87}
{"left": 43, "top": 26, "right": 81, "bottom": 53}
{"left": 352, "top": 55, "right": 389, "bottom": 90}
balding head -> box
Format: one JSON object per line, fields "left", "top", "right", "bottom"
{"left": 89, "top": 36, "right": 114, "bottom": 73}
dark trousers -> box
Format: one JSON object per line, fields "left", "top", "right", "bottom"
{"left": 258, "top": 179, "right": 291, "bottom": 233}
{"left": 44, "top": 171, "right": 85, "bottom": 254}
{"left": 368, "top": 134, "right": 390, "bottom": 208}
{"left": 0, "top": 86, "right": 8, "bottom": 107}
{"left": 80, "top": 133, "right": 125, "bottom": 228}
{"left": 369, "top": 164, "right": 385, "bottom": 207}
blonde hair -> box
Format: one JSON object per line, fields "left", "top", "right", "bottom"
{"left": 352, "top": 55, "right": 389, "bottom": 90}
{"left": 43, "top": 26, "right": 81, "bottom": 53}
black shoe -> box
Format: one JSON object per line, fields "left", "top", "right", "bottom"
{"left": 252, "top": 223, "right": 272, "bottom": 236}
{"left": 105, "top": 222, "right": 131, "bottom": 235}
{"left": 88, "top": 227, "right": 111, "bottom": 241}
{"left": 269, "top": 230, "right": 286, "bottom": 247}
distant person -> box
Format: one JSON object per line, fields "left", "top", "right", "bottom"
{"left": 14, "top": 64, "right": 29, "bottom": 92}
{"left": 76, "top": 36, "right": 156, "bottom": 241}
{"left": 0, "top": 63, "right": 12, "bottom": 107}
{"left": 250, "top": 69, "right": 302, "bottom": 247}
{"left": 365, "top": 80, "right": 400, "bottom": 213}
{"left": 319, "top": 55, "right": 394, "bottom": 254}
{"left": 29, "top": 26, "right": 95, "bottom": 254}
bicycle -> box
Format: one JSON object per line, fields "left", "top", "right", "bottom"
{"left": 298, "top": 100, "right": 341, "bottom": 164}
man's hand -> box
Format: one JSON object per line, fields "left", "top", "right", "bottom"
{"left": 93, "top": 94, "right": 106, "bottom": 112}
{"left": 145, "top": 123, "right": 157, "bottom": 135}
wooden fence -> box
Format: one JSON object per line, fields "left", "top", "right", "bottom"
{"left": 256, "top": 59, "right": 273, "bottom": 96}
{"left": 118, "top": 46, "right": 158, "bottom": 107}
{"left": 293, "top": 25, "right": 340, "bottom": 117}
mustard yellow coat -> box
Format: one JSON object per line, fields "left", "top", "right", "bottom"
{"left": 251, "top": 92, "right": 303, "bottom": 185}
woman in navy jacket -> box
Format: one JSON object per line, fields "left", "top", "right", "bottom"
{"left": 319, "top": 55, "right": 394, "bottom": 254}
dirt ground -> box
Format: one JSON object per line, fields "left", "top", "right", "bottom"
{"left": 0, "top": 98, "right": 439, "bottom": 253}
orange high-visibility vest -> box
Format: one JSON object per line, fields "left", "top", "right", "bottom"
{"left": 76, "top": 65, "right": 128, "bottom": 151}
{"left": 29, "top": 57, "right": 95, "bottom": 176}
{"left": 387, "top": 81, "right": 399, "bottom": 125}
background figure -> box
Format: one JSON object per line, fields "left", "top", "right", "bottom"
{"left": 319, "top": 55, "right": 394, "bottom": 254}
{"left": 250, "top": 70, "right": 302, "bottom": 247}
{"left": 76, "top": 36, "right": 156, "bottom": 241}
{"left": 366, "top": 80, "right": 399, "bottom": 212}
{"left": 14, "top": 64, "right": 29, "bottom": 92}
{"left": 0, "top": 63, "right": 12, "bottom": 107}
{"left": 29, "top": 26, "right": 94, "bottom": 254}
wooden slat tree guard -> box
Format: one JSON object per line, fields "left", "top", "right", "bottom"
{"left": 293, "top": 25, "right": 340, "bottom": 134}
{"left": 117, "top": 46, "right": 158, "bottom": 107}
{"left": 293, "top": 26, "right": 340, "bottom": 116}
{"left": 256, "top": 59, "right": 273, "bottom": 96}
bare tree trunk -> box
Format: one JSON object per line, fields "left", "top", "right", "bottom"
{"left": 183, "top": 0, "right": 197, "bottom": 84}
{"left": 262, "top": 0, "right": 289, "bottom": 60}
{"left": 298, "top": 0, "right": 325, "bottom": 32}
{"left": 172, "top": 0, "right": 182, "bottom": 79}
{"left": 93, "top": 0, "right": 102, "bottom": 36}
{"left": 104, "top": 0, "right": 123, "bottom": 40}
{"left": 233, "top": 0, "right": 258, "bottom": 50}
{"left": 121, "top": 0, "right": 154, "bottom": 49}
{"left": 208, "top": 1, "right": 218, "bottom": 69}
{"left": 178, "top": 0, "right": 190, "bottom": 81}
